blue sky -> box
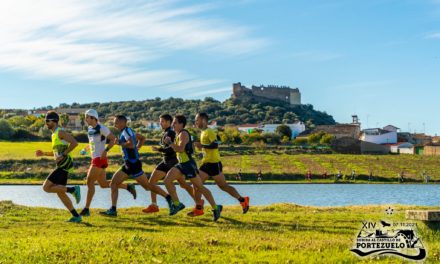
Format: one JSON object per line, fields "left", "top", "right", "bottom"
{"left": 0, "top": 0, "right": 439, "bottom": 135}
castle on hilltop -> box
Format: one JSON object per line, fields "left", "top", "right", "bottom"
{"left": 232, "top": 82, "right": 301, "bottom": 105}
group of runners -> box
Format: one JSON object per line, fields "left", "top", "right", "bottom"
{"left": 35, "top": 110, "right": 250, "bottom": 223}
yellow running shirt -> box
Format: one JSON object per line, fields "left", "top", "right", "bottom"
{"left": 200, "top": 128, "right": 220, "bottom": 164}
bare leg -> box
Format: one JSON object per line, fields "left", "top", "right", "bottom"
{"left": 177, "top": 177, "right": 195, "bottom": 201}
{"left": 84, "top": 166, "right": 99, "bottom": 209}
{"left": 95, "top": 169, "right": 128, "bottom": 189}
{"left": 190, "top": 176, "right": 217, "bottom": 208}
{"left": 194, "top": 171, "right": 209, "bottom": 206}
{"left": 136, "top": 174, "right": 168, "bottom": 197}
{"left": 148, "top": 169, "right": 166, "bottom": 204}
{"left": 43, "top": 180, "right": 75, "bottom": 211}
{"left": 57, "top": 192, "right": 74, "bottom": 211}
{"left": 110, "top": 169, "right": 128, "bottom": 207}
{"left": 213, "top": 172, "right": 242, "bottom": 199}
{"left": 163, "top": 168, "right": 184, "bottom": 202}
{"left": 43, "top": 179, "right": 68, "bottom": 193}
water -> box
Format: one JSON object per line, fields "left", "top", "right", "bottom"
{"left": 0, "top": 184, "right": 439, "bottom": 209}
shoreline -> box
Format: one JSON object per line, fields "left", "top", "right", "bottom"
{"left": 0, "top": 180, "right": 437, "bottom": 185}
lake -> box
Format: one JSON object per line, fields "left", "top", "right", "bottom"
{"left": 0, "top": 184, "right": 439, "bottom": 209}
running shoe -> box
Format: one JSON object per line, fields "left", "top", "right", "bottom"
{"left": 67, "top": 216, "right": 82, "bottom": 223}
{"left": 212, "top": 205, "right": 223, "bottom": 222}
{"left": 170, "top": 203, "right": 185, "bottom": 216}
{"left": 127, "top": 183, "right": 137, "bottom": 200}
{"left": 100, "top": 208, "right": 117, "bottom": 217}
{"left": 240, "top": 196, "right": 250, "bottom": 214}
{"left": 187, "top": 208, "right": 204, "bottom": 217}
{"left": 187, "top": 199, "right": 204, "bottom": 217}
{"left": 72, "top": 185, "right": 81, "bottom": 204}
{"left": 165, "top": 196, "right": 173, "bottom": 212}
{"left": 142, "top": 204, "right": 159, "bottom": 213}
{"left": 79, "top": 208, "right": 90, "bottom": 216}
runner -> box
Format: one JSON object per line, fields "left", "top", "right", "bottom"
{"left": 35, "top": 111, "right": 82, "bottom": 223}
{"left": 142, "top": 114, "right": 194, "bottom": 213}
{"left": 100, "top": 115, "right": 173, "bottom": 217}
{"left": 163, "top": 115, "right": 223, "bottom": 221}
{"left": 79, "top": 109, "right": 136, "bottom": 217}
{"left": 189, "top": 113, "right": 249, "bottom": 217}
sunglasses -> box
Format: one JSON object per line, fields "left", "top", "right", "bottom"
{"left": 45, "top": 119, "right": 56, "bottom": 123}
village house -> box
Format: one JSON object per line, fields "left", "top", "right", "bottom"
{"left": 360, "top": 126, "right": 398, "bottom": 145}
{"left": 260, "top": 122, "right": 306, "bottom": 138}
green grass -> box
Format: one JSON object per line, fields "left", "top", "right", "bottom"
{"left": 0, "top": 141, "right": 154, "bottom": 160}
{"left": 1, "top": 142, "right": 440, "bottom": 183}
{"left": 0, "top": 201, "right": 439, "bottom": 263}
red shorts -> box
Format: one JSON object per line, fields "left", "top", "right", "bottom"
{"left": 91, "top": 157, "right": 108, "bottom": 169}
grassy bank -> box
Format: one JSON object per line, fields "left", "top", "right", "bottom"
{"left": 0, "top": 201, "right": 439, "bottom": 263}
{"left": 1, "top": 142, "right": 440, "bottom": 184}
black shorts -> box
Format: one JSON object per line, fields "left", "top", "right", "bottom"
{"left": 121, "top": 160, "right": 144, "bottom": 178}
{"left": 175, "top": 160, "right": 198, "bottom": 179}
{"left": 155, "top": 158, "right": 178, "bottom": 173}
{"left": 200, "top": 162, "right": 223, "bottom": 177}
{"left": 47, "top": 168, "right": 69, "bottom": 186}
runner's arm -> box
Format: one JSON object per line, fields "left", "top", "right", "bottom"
{"left": 118, "top": 137, "right": 133, "bottom": 148}
{"left": 169, "top": 132, "right": 188, "bottom": 152}
{"left": 201, "top": 131, "right": 219, "bottom": 149}
{"left": 136, "top": 133, "right": 145, "bottom": 149}
{"left": 158, "top": 130, "right": 175, "bottom": 151}
{"left": 104, "top": 133, "right": 116, "bottom": 152}
{"left": 58, "top": 130, "right": 78, "bottom": 156}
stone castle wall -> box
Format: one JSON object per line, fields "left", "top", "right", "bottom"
{"left": 232, "top": 83, "right": 301, "bottom": 105}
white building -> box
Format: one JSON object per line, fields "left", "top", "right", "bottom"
{"left": 383, "top": 125, "right": 400, "bottom": 133}
{"left": 237, "top": 124, "right": 261, "bottom": 133}
{"left": 390, "top": 142, "right": 414, "bottom": 154}
{"left": 261, "top": 122, "right": 306, "bottom": 138}
{"left": 360, "top": 128, "right": 397, "bottom": 145}
{"left": 143, "top": 121, "right": 161, "bottom": 130}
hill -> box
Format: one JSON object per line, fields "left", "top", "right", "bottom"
{"left": 37, "top": 96, "right": 335, "bottom": 127}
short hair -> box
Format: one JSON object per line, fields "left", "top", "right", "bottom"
{"left": 174, "top": 115, "right": 187, "bottom": 127}
{"left": 45, "top": 111, "right": 59, "bottom": 123}
{"left": 159, "top": 114, "right": 173, "bottom": 122}
{"left": 197, "top": 113, "right": 209, "bottom": 122}
{"left": 115, "top": 115, "right": 127, "bottom": 122}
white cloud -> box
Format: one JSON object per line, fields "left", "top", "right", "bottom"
{"left": 0, "top": 0, "right": 266, "bottom": 88}
{"left": 166, "top": 79, "right": 225, "bottom": 91}
{"left": 190, "top": 87, "right": 231, "bottom": 97}
{"left": 425, "top": 32, "right": 440, "bottom": 39}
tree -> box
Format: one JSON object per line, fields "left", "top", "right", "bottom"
{"left": 320, "top": 133, "right": 335, "bottom": 145}
{"left": 38, "top": 127, "right": 52, "bottom": 139}
{"left": 281, "top": 136, "right": 291, "bottom": 144}
{"left": 219, "top": 127, "right": 241, "bottom": 144}
{"left": 7, "top": 116, "right": 32, "bottom": 128}
{"left": 282, "top": 112, "right": 299, "bottom": 123}
{"left": 308, "top": 131, "right": 325, "bottom": 144}
{"left": 275, "top": 124, "right": 292, "bottom": 139}
{"left": 79, "top": 113, "right": 86, "bottom": 130}
{"left": 293, "top": 137, "right": 308, "bottom": 145}
{"left": 262, "top": 133, "right": 281, "bottom": 145}
{"left": 30, "top": 116, "right": 45, "bottom": 132}
{"left": 0, "top": 119, "right": 14, "bottom": 139}
{"left": 305, "top": 119, "right": 316, "bottom": 130}
{"left": 60, "top": 114, "right": 70, "bottom": 128}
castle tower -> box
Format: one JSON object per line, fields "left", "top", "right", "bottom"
{"left": 232, "top": 82, "right": 301, "bottom": 105}
{"left": 290, "top": 89, "right": 301, "bottom": 105}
